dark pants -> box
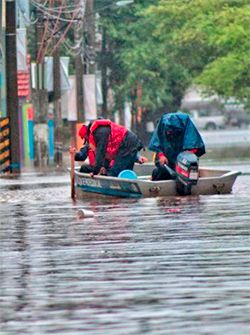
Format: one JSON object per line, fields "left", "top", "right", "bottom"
{"left": 80, "top": 165, "right": 94, "bottom": 173}
{"left": 107, "top": 151, "right": 137, "bottom": 177}
{"left": 151, "top": 165, "right": 173, "bottom": 181}
{"left": 107, "top": 132, "right": 139, "bottom": 177}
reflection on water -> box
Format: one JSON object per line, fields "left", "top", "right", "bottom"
{"left": 0, "top": 172, "right": 250, "bottom": 335}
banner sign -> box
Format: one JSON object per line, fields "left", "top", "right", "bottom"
{"left": 83, "top": 74, "right": 97, "bottom": 121}
{"left": 0, "top": 117, "right": 11, "bottom": 173}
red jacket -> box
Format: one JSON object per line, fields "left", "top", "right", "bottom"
{"left": 88, "top": 148, "right": 95, "bottom": 166}
{"left": 87, "top": 147, "right": 114, "bottom": 167}
{"left": 88, "top": 119, "right": 127, "bottom": 160}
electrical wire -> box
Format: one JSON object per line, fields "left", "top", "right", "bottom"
{"left": 61, "top": 40, "right": 83, "bottom": 56}
{"left": 63, "top": 35, "right": 84, "bottom": 51}
{"left": 32, "top": 0, "right": 86, "bottom": 63}
{"left": 36, "top": 4, "right": 77, "bottom": 15}
{"left": 31, "top": 0, "right": 99, "bottom": 62}
{"left": 31, "top": 0, "right": 80, "bottom": 23}
{"left": 48, "top": 3, "right": 82, "bottom": 56}
{"left": 39, "top": 0, "right": 64, "bottom": 62}
{"left": 36, "top": 0, "right": 53, "bottom": 63}
{"left": 33, "top": 2, "right": 76, "bottom": 12}
{"left": 45, "top": 24, "right": 84, "bottom": 57}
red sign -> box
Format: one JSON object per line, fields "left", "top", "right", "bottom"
{"left": 27, "top": 106, "right": 34, "bottom": 120}
{"left": 17, "top": 71, "right": 30, "bottom": 97}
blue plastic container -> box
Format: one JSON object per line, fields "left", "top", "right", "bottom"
{"left": 118, "top": 170, "right": 138, "bottom": 179}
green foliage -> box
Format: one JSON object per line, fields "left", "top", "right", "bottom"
{"left": 97, "top": 0, "right": 190, "bottom": 112}
{"left": 146, "top": 0, "right": 250, "bottom": 104}
{"left": 98, "top": 0, "right": 250, "bottom": 111}
{"left": 27, "top": 0, "right": 250, "bottom": 113}
{"left": 26, "top": 23, "right": 36, "bottom": 60}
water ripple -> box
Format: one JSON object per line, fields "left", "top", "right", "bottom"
{"left": 0, "top": 174, "right": 250, "bottom": 334}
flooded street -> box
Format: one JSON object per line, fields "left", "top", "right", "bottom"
{"left": 1, "top": 162, "right": 250, "bottom": 335}
{"left": 1, "top": 0, "right": 250, "bottom": 332}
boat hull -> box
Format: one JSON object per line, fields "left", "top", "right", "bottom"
{"left": 72, "top": 165, "right": 241, "bottom": 198}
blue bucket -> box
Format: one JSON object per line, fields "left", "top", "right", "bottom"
{"left": 118, "top": 170, "right": 138, "bottom": 179}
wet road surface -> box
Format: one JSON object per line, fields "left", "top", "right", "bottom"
{"left": 0, "top": 165, "right": 250, "bottom": 335}
{"left": 201, "top": 128, "right": 250, "bottom": 148}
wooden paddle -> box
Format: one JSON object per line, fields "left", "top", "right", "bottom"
{"left": 70, "top": 147, "right": 76, "bottom": 199}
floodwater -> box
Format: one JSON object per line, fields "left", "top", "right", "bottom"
{"left": 0, "top": 162, "right": 250, "bottom": 335}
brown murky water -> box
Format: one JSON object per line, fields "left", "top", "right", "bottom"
{"left": 0, "top": 164, "right": 250, "bottom": 335}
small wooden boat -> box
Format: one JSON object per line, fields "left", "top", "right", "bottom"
{"left": 71, "top": 164, "right": 241, "bottom": 198}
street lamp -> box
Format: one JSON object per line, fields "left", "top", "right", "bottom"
{"left": 116, "top": 1, "right": 134, "bottom": 6}
{"left": 94, "top": 0, "right": 134, "bottom": 14}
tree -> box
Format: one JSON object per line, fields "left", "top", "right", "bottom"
{"left": 96, "top": 0, "right": 250, "bottom": 134}
{"left": 146, "top": 0, "right": 250, "bottom": 105}
{"left": 97, "top": 1, "right": 192, "bottom": 123}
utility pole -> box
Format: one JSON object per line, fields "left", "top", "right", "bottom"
{"left": 101, "top": 26, "right": 108, "bottom": 119}
{"left": 34, "top": 5, "right": 47, "bottom": 123}
{"left": 85, "top": 0, "right": 95, "bottom": 75}
{"left": 53, "top": 39, "right": 62, "bottom": 166}
{"left": 33, "top": 1, "right": 49, "bottom": 167}
{"left": 75, "top": 0, "right": 85, "bottom": 123}
{"left": 84, "top": 0, "right": 97, "bottom": 121}
{"left": 6, "top": 0, "right": 20, "bottom": 173}
{"left": 70, "top": 0, "right": 85, "bottom": 148}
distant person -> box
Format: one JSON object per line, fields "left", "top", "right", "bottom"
{"left": 77, "top": 119, "right": 147, "bottom": 177}
{"left": 148, "top": 112, "right": 206, "bottom": 181}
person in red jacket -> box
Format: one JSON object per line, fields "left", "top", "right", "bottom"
{"left": 78, "top": 119, "right": 147, "bottom": 177}
{"left": 69, "top": 124, "right": 99, "bottom": 173}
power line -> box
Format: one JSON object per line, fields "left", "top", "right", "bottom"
{"left": 48, "top": 5, "right": 82, "bottom": 56}
{"left": 31, "top": 0, "right": 80, "bottom": 23}
{"left": 39, "top": 0, "right": 64, "bottom": 61}
{"left": 36, "top": 0, "right": 52, "bottom": 63}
